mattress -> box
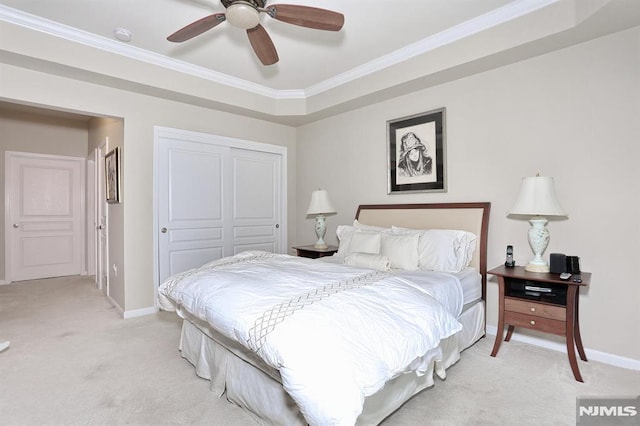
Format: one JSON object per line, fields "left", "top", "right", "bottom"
{"left": 457, "top": 267, "right": 482, "bottom": 304}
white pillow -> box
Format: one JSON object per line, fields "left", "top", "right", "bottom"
{"left": 392, "top": 226, "right": 477, "bottom": 273}
{"left": 353, "top": 219, "right": 389, "bottom": 232}
{"left": 349, "top": 231, "right": 381, "bottom": 254}
{"left": 344, "top": 252, "right": 391, "bottom": 271}
{"left": 336, "top": 224, "right": 390, "bottom": 258}
{"left": 336, "top": 225, "right": 356, "bottom": 258}
{"left": 380, "top": 233, "right": 420, "bottom": 270}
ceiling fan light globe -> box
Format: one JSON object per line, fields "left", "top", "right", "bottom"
{"left": 226, "top": 2, "right": 260, "bottom": 29}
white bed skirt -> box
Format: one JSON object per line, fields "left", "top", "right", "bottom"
{"left": 178, "top": 301, "right": 485, "bottom": 425}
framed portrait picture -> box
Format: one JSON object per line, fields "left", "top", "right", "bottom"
{"left": 387, "top": 108, "right": 446, "bottom": 194}
{"left": 105, "top": 147, "right": 121, "bottom": 203}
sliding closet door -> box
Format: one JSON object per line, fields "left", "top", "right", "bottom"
{"left": 230, "top": 148, "right": 282, "bottom": 254}
{"left": 155, "top": 127, "right": 286, "bottom": 286}
{"left": 157, "top": 138, "right": 230, "bottom": 284}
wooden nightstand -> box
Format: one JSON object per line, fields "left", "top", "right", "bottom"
{"left": 293, "top": 245, "right": 338, "bottom": 259}
{"left": 488, "top": 265, "right": 590, "bottom": 382}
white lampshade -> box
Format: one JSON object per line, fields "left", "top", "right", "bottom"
{"left": 509, "top": 176, "right": 566, "bottom": 217}
{"left": 306, "top": 189, "right": 336, "bottom": 215}
{"left": 225, "top": 2, "right": 260, "bottom": 29}
{"left": 509, "top": 175, "right": 566, "bottom": 272}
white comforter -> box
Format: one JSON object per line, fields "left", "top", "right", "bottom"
{"left": 159, "top": 251, "right": 463, "bottom": 426}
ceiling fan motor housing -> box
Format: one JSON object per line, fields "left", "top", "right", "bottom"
{"left": 221, "top": 0, "right": 265, "bottom": 9}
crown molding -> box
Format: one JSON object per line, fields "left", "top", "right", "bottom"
{"left": 0, "top": 4, "right": 302, "bottom": 99}
{"left": 0, "top": 1, "right": 560, "bottom": 100}
{"left": 305, "top": 0, "right": 559, "bottom": 96}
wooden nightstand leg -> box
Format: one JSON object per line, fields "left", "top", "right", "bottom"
{"left": 491, "top": 323, "right": 505, "bottom": 357}
{"left": 565, "top": 286, "right": 584, "bottom": 382}
{"left": 573, "top": 291, "right": 587, "bottom": 361}
{"left": 505, "top": 325, "right": 514, "bottom": 342}
{"left": 491, "top": 278, "right": 506, "bottom": 357}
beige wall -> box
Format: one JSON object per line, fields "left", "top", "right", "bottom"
{"left": 0, "top": 108, "right": 89, "bottom": 281}
{"left": 296, "top": 27, "right": 640, "bottom": 361}
{"left": 0, "top": 65, "right": 297, "bottom": 314}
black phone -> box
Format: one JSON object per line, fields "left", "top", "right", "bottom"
{"left": 505, "top": 245, "right": 515, "bottom": 267}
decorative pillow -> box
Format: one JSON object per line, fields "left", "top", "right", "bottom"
{"left": 392, "top": 226, "right": 477, "bottom": 273}
{"left": 336, "top": 224, "right": 390, "bottom": 258}
{"left": 349, "top": 230, "right": 381, "bottom": 254}
{"left": 380, "top": 233, "right": 420, "bottom": 270}
{"left": 344, "top": 252, "right": 391, "bottom": 271}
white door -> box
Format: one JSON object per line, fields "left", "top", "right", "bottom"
{"left": 6, "top": 152, "right": 84, "bottom": 282}
{"left": 96, "top": 144, "right": 109, "bottom": 295}
{"left": 155, "top": 127, "right": 286, "bottom": 285}
{"left": 86, "top": 155, "right": 96, "bottom": 277}
{"left": 230, "top": 147, "right": 282, "bottom": 254}
{"left": 157, "top": 139, "right": 230, "bottom": 284}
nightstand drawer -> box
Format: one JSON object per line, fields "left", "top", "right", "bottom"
{"left": 505, "top": 298, "right": 566, "bottom": 321}
{"left": 504, "top": 311, "right": 565, "bottom": 335}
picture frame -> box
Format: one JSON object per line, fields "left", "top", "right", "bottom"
{"left": 105, "top": 147, "right": 121, "bottom": 203}
{"left": 387, "top": 108, "right": 446, "bottom": 194}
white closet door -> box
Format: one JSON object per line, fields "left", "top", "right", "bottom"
{"left": 230, "top": 148, "right": 282, "bottom": 254}
{"left": 156, "top": 128, "right": 286, "bottom": 286}
{"left": 157, "top": 139, "right": 230, "bottom": 284}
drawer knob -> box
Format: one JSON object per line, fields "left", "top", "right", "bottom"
{"left": 530, "top": 320, "right": 536, "bottom": 326}
{"left": 530, "top": 307, "right": 536, "bottom": 312}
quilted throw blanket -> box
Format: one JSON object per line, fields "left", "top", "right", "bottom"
{"left": 159, "top": 251, "right": 463, "bottom": 426}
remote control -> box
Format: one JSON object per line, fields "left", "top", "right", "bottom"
{"left": 572, "top": 275, "right": 582, "bottom": 283}
{"left": 559, "top": 272, "right": 571, "bottom": 280}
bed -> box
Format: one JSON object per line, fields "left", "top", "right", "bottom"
{"left": 159, "top": 202, "right": 490, "bottom": 425}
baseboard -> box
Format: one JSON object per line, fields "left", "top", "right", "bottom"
{"left": 105, "top": 295, "right": 158, "bottom": 319}
{"left": 0, "top": 280, "right": 10, "bottom": 285}
{"left": 107, "top": 295, "right": 124, "bottom": 317}
{"left": 123, "top": 306, "right": 158, "bottom": 319}
{"left": 486, "top": 325, "right": 640, "bottom": 371}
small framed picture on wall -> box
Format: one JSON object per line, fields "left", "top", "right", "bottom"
{"left": 387, "top": 108, "right": 446, "bottom": 194}
{"left": 105, "top": 147, "right": 121, "bottom": 203}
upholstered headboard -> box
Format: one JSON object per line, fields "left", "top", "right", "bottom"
{"left": 355, "top": 203, "right": 491, "bottom": 299}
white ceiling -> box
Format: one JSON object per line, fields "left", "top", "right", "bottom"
{"left": 1, "top": 0, "right": 639, "bottom": 124}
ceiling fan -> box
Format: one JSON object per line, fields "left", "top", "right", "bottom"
{"left": 167, "top": 0, "right": 344, "bottom": 66}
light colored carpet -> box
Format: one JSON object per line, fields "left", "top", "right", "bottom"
{"left": 0, "top": 276, "right": 638, "bottom": 425}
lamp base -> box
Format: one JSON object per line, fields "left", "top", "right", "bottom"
{"left": 313, "top": 242, "right": 328, "bottom": 249}
{"left": 525, "top": 217, "right": 551, "bottom": 273}
{"left": 525, "top": 262, "right": 550, "bottom": 273}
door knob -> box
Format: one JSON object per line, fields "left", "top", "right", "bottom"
{"left": 13, "top": 223, "right": 19, "bottom": 228}
{"left": 97, "top": 225, "right": 104, "bottom": 230}
{"left": 161, "top": 227, "right": 167, "bottom": 233}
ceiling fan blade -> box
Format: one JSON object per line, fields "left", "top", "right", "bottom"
{"left": 247, "top": 24, "right": 279, "bottom": 65}
{"left": 266, "top": 4, "right": 344, "bottom": 31}
{"left": 167, "top": 13, "right": 226, "bottom": 42}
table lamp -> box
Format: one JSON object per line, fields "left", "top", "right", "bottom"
{"left": 509, "top": 174, "right": 567, "bottom": 272}
{"left": 306, "top": 189, "right": 336, "bottom": 249}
